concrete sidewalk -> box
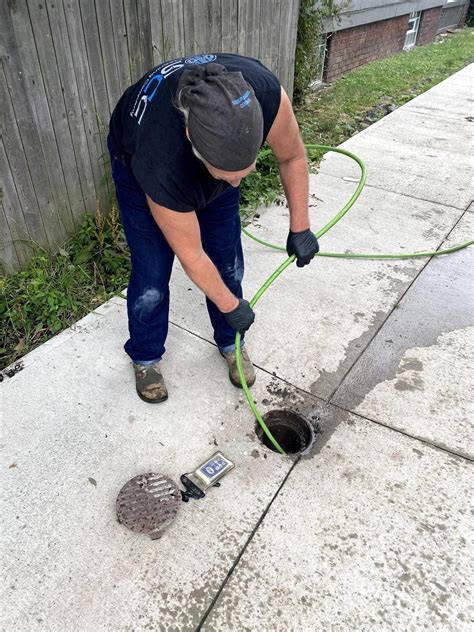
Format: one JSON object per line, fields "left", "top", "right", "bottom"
{"left": 1, "top": 64, "right": 473, "bottom": 631}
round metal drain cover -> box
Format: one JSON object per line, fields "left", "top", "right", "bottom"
{"left": 116, "top": 473, "right": 182, "bottom": 540}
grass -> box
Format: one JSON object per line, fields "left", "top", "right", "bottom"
{"left": 1, "top": 28, "right": 473, "bottom": 370}
{"left": 0, "top": 205, "right": 130, "bottom": 369}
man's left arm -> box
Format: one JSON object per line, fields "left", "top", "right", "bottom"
{"left": 266, "top": 88, "right": 319, "bottom": 266}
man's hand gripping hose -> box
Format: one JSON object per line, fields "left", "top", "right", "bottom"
{"left": 286, "top": 229, "right": 320, "bottom": 267}
{"left": 222, "top": 298, "right": 255, "bottom": 334}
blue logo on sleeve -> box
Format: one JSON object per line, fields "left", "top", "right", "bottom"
{"left": 232, "top": 91, "right": 251, "bottom": 108}
{"left": 131, "top": 54, "right": 217, "bottom": 125}
{"left": 143, "top": 74, "right": 163, "bottom": 101}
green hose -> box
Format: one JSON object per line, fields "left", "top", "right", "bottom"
{"left": 235, "top": 144, "right": 473, "bottom": 455}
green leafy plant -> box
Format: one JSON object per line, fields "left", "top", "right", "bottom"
{"left": 0, "top": 204, "right": 130, "bottom": 369}
{"left": 239, "top": 147, "right": 282, "bottom": 222}
{"left": 293, "top": 0, "right": 349, "bottom": 105}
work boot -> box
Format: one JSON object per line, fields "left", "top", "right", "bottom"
{"left": 133, "top": 362, "right": 168, "bottom": 403}
{"left": 220, "top": 347, "right": 256, "bottom": 388}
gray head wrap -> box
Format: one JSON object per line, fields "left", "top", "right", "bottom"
{"left": 177, "top": 63, "right": 263, "bottom": 171}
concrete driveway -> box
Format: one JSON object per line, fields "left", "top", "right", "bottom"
{"left": 1, "top": 64, "right": 473, "bottom": 631}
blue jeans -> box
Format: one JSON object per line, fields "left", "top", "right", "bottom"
{"left": 108, "top": 136, "right": 244, "bottom": 364}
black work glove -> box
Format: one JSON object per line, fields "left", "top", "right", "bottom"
{"left": 286, "top": 229, "right": 319, "bottom": 267}
{"left": 222, "top": 299, "right": 255, "bottom": 334}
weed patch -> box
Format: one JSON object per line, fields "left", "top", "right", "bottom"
{"left": 240, "top": 148, "right": 283, "bottom": 221}
{"left": 1, "top": 205, "right": 130, "bottom": 369}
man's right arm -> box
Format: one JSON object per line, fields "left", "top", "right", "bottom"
{"left": 146, "top": 195, "right": 239, "bottom": 313}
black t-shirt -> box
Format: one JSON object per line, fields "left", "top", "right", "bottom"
{"left": 109, "top": 53, "right": 281, "bottom": 211}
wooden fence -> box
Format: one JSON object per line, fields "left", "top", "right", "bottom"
{"left": 0, "top": 0, "right": 300, "bottom": 274}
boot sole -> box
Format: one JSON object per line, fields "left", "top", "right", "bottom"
{"left": 229, "top": 374, "right": 256, "bottom": 389}
{"left": 136, "top": 388, "right": 169, "bottom": 404}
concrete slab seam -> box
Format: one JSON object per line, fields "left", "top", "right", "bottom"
{"left": 169, "top": 320, "right": 329, "bottom": 407}
{"left": 169, "top": 319, "right": 218, "bottom": 348}
{"left": 330, "top": 406, "right": 474, "bottom": 463}
{"left": 261, "top": 368, "right": 474, "bottom": 461}
{"left": 315, "top": 170, "right": 469, "bottom": 212}
{"left": 196, "top": 458, "right": 301, "bottom": 630}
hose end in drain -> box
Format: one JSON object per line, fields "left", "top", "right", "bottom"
{"left": 255, "top": 410, "right": 316, "bottom": 456}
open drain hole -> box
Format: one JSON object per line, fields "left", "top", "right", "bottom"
{"left": 255, "top": 410, "right": 314, "bottom": 455}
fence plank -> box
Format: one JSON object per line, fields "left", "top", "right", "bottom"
{"left": 238, "top": 0, "right": 260, "bottom": 57}
{"left": 221, "top": 0, "right": 238, "bottom": 52}
{"left": 94, "top": 0, "right": 122, "bottom": 110}
{"left": 46, "top": 1, "right": 97, "bottom": 217}
{"left": 109, "top": 0, "right": 132, "bottom": 92}
{"left": 123, "top": 1, "right": 144, "bottom": 81}
{"left": 27, "top": 1, "right": 86, "bottom": 227}
{"left": 78, "top": 0, "right": 112, "bottom": 127}
{"left": 148, "top": 0, "right": 164, "bottom": 67}
{"left": 0, "top": 202, "right": 19, "bottom": 275}
{"left": 259, "top": 0, "right": 281, "bottom": 77}
{"left": 0, "top": 64, "right": 47, "bottom": 254}
{"left": 63, "top": 0, "right": 104, "bottom": 208}
{"left": 277, "top": 0, "right": 300, "bottom": 97}
{"left": 1, "top": 1, "right": 70, "bottom": 248}
{"left": 138, "top": 0, "right": 154, "bottom": 70}
{"left": 182, "top": 1, "right": 200, "bottom": 55}
{"left": 0, "top": 137, "right": 33, "bottom": 271}
{"left": 77, "top": 0, "right": 114, "bottom": 208}
{"left": 209, "top": 0, "right": 223, "bottom": 52}
{"left": 160, "top": 0, "right": 185, "bottom": 60}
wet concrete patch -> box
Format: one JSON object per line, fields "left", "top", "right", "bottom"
{"left": 332, "top": 214, "right": 474, "bottom": 456}
{"left": 308, "top": 308, "right": 389, "bottom": 399}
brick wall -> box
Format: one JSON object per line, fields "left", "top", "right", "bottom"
{"left": 324, "top": 15, "right": 409, "bottom": 83}
{"left": 323, "top": 4, "right": 456, "bottom": 84}
{"left": 417, "top": 7, "right": 442, "bottom": 46}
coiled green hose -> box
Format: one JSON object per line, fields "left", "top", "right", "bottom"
{"left": 235, "top": 144, "right": 473, "bottom": 454}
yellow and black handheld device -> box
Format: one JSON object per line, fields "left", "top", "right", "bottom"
{"left": 180, "top": 451, "right": 235, "bottom": 501}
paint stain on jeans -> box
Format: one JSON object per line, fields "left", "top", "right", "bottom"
{"left": 133, "top": 287, "right": 163, "bottom": 320}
